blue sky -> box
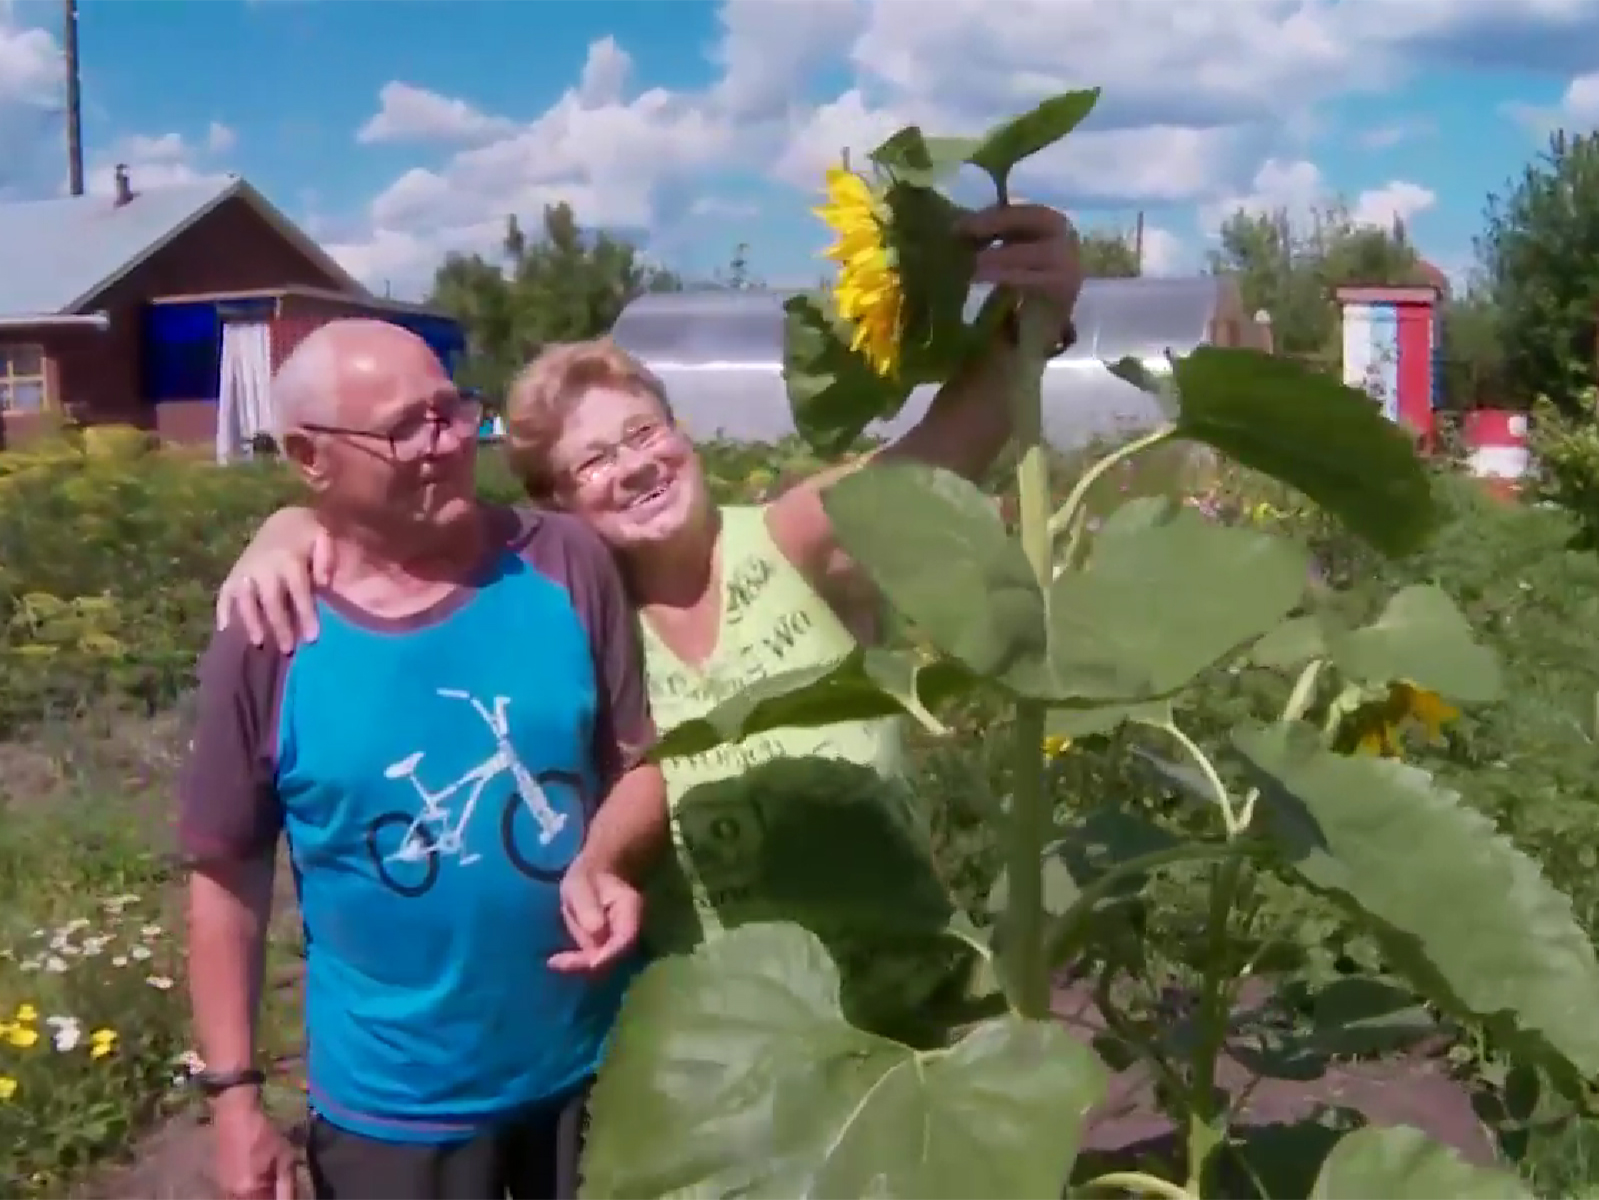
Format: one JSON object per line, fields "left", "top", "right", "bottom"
{"left": 2, "top": 0, "right": 1595, "bottom": 297}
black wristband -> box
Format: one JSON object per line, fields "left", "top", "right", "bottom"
{"left": 192, "top": 1066, "right": 266, "bottom": 1098}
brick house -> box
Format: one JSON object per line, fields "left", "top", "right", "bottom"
{"left": 0, "top": 168, "right": 463, "bottom": 457}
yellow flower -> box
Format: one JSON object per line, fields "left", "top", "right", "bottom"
{"left": 89, "top": 1028, "right": 118, "bottom": 1059}
{"left": 5, "top": 1025, "right": 38, "bottom": 1049}
{"left": 14, "top": 1004, "right": 36, "bottom": 1024}
{"left": 815, "top": 165, "right": 904, "bottom": 379}
{"left": 1400, "top": 683, "right": 1460, "bottom": 741}
{"left": 1353, "top": 681, "right": 1460, "bottom": 758}
{"left": 1043, "top": 735, "right": 1074, "bottom": 759}
{"left": 0, "top": 1076, "right": 16, "bottom": 1101}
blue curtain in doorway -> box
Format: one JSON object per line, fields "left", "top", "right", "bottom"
{"left": 142, "top": 302, "right": 222, "bottom": 403}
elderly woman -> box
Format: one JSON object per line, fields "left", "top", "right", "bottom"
{"left": 216, "top": 202, "right": 1083, "bottom": 1020}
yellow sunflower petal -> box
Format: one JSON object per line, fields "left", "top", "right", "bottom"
{"left": 1407, "top": 688, "right": 1460, "bottom": 737}
{"left": 816, "top": 161, "right": 904, "bottom": 379}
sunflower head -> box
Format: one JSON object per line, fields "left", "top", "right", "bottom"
{"left": 1393, "top": 681, "right": 1460, "bottom": 741}
{"left": 1347, "top": 680, "right": 1460, "bottom": 759}
{"left": 815, "top": 165, "right": 904, "bottom": 379}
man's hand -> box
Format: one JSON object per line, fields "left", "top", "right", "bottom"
{"left": 212, "top": 1092, "right": 298, "bottom": 1200}
{"left": 961, "top": 202, "right": 1084, "bottom": 319}
{"left": 550, "top": 855, "right": 643, "bottom": 974}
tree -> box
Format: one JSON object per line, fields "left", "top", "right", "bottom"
{"left": 426, "top": 202, "right": 683, "bottom": 399}
{"left": 688, "top": 243, "right": 766, "bottom": 292}
{"left": 1478, "top": 129, "right": 1599, "bottom": 418}
{"left": 1079, "top": 228, "right": 1141, "bottom": 278}
{"left": 1436, "top": 284, "right": 1507, "bottom": 411}
{"left": 719, "top": 242, "right": 758, "bottom": 290}
{"left": 1207, "top": 204, "right": 1423, "bottom": 364}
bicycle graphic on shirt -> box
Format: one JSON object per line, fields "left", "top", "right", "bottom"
{"left": 364, "top": 689, "right": 588, "bottom": 897}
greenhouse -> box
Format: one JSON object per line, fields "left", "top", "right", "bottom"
{"left": 610, "top": 276, "right": 1260, "bottom": 447}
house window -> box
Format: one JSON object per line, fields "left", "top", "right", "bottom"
{"left": 0, "top": 344, "right": 48, "bottom": 414}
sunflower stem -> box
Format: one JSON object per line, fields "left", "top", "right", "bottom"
{"left": 999, "top": 300, "right": 1063, "bottom": 1021}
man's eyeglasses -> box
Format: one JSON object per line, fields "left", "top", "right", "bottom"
{"left": 301, "top": 393, "right": 483, "bottom": 463}
{"left": 569, "top": 420, "right": 673, "bottom": 487}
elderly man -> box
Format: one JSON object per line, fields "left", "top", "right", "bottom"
{"left": 179, "top": 319, "right": 665, "bottom": 1200}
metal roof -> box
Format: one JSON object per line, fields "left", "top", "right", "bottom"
{"left": 611, "top": 279, "right": 1233, "bottom": 448}
{"left": 0, "top": 176, "right": 368, "bottom": 318}
{"left": 612, "top": 278, "right": 1229, "bottom": 369}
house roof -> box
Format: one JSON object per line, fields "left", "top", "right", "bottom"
{"left": 0, "top": 175, "right": 371, "bottom": 319}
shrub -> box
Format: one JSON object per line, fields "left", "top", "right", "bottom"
{"left": 1529, "top": 396, "right": 1599, "bottom": 548}
{"left": 0, "top": 451, "right": 304, "bottom": 735}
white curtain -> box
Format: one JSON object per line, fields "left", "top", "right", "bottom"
{"left": 216, "top": 320, "right": 275, "bottom": 464}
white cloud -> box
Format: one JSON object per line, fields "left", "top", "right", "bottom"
{"left": 206, "top": 121, "right": 237, "bottom": 154}
{"left": 0, "top": 1, "right": 63, "bottom": 197}
{"left": 1138, "top": 225, "right": 1190, "bottom": 276}
{"left": 577, "top": 36, "right": 631, "bottom": 108}
{"left": 1351, "top": 180, "right": 1438, "bottom": 228}
{"left": 332, "top": 0, "right": 1599, "bottom": 293}
{"left": 1505, "top": 70, "right": 1599, "bottom": 135}
{"left": 847, "top": 0, "right": 1376, "bottom": 137}
{"left": 87, "top": 127, "right": 237, "bottom": 197}
{"left": 773, "top": 91, "right": 1251, "bottom": 209}
{"left": 335, "top": 36, "right": 736, "bottom": 296}
{"left": 688, "top": 196, "right": 759, "bottom": 220}
{"left": 769, "top": 88, "right": 899, "bottom": 189}
{"left": 1199, "top": 159, "right": 1437, "bottom": 236}
{"left": 325, "top": 223, "right": 502, "bottom": 294}
{"left": 711, "top": 0, "right": 865, "bottom": 122}
{"left": 764, "top": 0, "right": 1418, "bottom": 218}
{"left": 357, "top": 81, "right": 519, "bottom": 146}
{"left": 1360, "top": 118, "right": 1433, "bottom": 149}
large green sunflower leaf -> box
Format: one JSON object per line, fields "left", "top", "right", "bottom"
{"left": 870, "top": 126, "right": 981, "bottom": 188}
{"left": 1047, "top": 500, "right": 1309, "bottom": 701}
{"left": 823, "top": 461, "right": 1051, "bottom": 693}
{"left": 581, "top": 923, "right": 1107, "bottom": 1199}
{"left": 968, "top": 90, "right": 1102, "bottom": 191}
{"left": 1170, "top": 347, "right": 1434, "bottom": 557}
{"left": 1329, "top": 583, "right": 1502, "bottom": 703}
{"left": 1235, "top": 721, "right": 1599, "bottom": 1085}
{"left": 641, "top": 756, "right": 976, "bottom": 1040}
{"left": 1310, "top": 1126, "right": 1531, "bottom": 1199}
{"left": 650, "top": 647, "right": 976, "bottom": 761}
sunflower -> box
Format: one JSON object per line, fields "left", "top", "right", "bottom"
{"left": 815, "top": 165, "right": 904, "bottom": 378}
{"left": 1352, "top": 681, "right": 1460, "bottom": 758}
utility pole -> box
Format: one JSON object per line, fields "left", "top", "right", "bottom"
{"left": 1133, "top": 210, "right": 1145, "bottom": 276}
{"left": 64, "top": 0, "right": 84, "bottom": 196}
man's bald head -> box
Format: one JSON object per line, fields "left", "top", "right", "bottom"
{"left": 273, "top": 318, "right": 446, "bottom": 438}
